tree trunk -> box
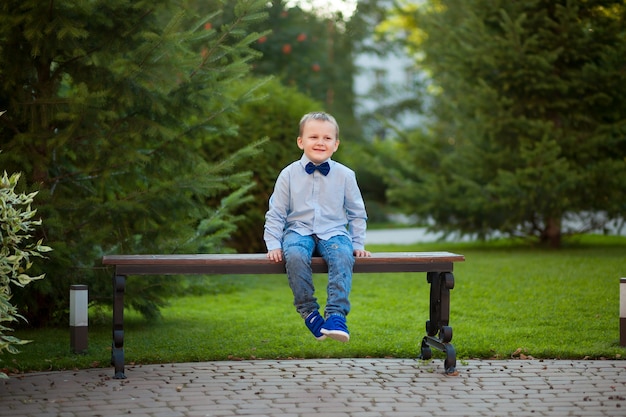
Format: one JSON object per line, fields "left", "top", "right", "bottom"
{"left": 542, "top": 216, "right": 562, "bottom": 248}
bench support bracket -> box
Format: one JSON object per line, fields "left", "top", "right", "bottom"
{"left": 419, "top": 271, "right": 457, "bottom": 374}
{"left": 112, "top": 274, "right": 127, "bottom": 379}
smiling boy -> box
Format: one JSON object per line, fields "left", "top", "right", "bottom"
{"left": 264, "top": 112, "right": 371, "bottom": 342}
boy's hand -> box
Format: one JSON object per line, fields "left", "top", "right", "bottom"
{"left": 354, "top": 249, "right": 371, "bottom": 257}
{"left": 267, "top": 249, "right": 283, "bottom": 263}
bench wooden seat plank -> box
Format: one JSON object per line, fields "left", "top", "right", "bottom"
{"left": 102, "top": 252, "right": 465, "bottom": 275}
{"left": 103, "top": 251, "right": 464, "bottom": 379}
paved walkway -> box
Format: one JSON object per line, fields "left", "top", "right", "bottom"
{"left": 2, "top": 358, "right": 625, "bottom": 416}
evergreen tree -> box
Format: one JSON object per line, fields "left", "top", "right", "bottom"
{"left": 384, "top": 0, "right": 626, "bottom": 247}
{"left": 0, "top": 0, "right": 268, "bottom": 324}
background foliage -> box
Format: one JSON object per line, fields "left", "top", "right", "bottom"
{"left": 0, "top": 0, "right": 269, "bottom": 325}
{"left": 376, "top": 0, "right": 626, "bottom": 246}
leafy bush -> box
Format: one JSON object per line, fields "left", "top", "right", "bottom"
{"left": 0, "top": 168, "right": 51, "bottom": 378}
{"left": 216, "top": 77, "right": 324, "bottom": 253}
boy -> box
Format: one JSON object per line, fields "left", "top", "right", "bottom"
{"left": 264, "top": 111, "right": 371, "bottom": 342}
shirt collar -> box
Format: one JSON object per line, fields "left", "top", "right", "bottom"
{"left": 300, "top": 154, "right": 332, "bottom": 167}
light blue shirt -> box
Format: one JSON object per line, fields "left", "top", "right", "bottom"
{"left": 264, "top": 155, "right": 368, "bottom": 251}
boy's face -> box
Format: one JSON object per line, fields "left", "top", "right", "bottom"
{"left": 297, "top": 119, "right": 339, "bottom": 165}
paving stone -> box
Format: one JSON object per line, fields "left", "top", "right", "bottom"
{"left": 1, "top": 359, "right": 625, "bottom": 417}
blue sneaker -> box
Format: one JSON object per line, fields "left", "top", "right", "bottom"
{"left": 321, "top": 315, "right": 350, "bottom": 342}
{"left": 305, "top": 311, "right": 327, "bottom": 341}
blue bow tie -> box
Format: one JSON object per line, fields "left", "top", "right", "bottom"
{"left": 305, "top": 161, "right": 330, "bottom": 176}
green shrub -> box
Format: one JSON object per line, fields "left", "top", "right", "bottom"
{"left": 0, "top": 168, "right": 51, "bottom": 378}
{"left": 216, "top": 77, "right": 324, "bottom": 253}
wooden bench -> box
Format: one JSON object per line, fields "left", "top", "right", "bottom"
{"left": 102, "top": 252, "right": 465, "bottom": 379}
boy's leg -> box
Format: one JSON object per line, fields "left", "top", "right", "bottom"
{"left": 282, "top": 231, "right": 319, "bottom": 318}
{"left": 316, "top": 235, "right": 354, "bottom": 342}
{"left": 316, "top": 234, "right": 354, "bottom": 317}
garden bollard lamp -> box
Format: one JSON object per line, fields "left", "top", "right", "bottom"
{"left": 70, "top": 285, "right": 88, "bottom": 353}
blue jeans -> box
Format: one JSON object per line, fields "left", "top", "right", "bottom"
{"left": 282, "top": 231, "right": 354, "bottom": 319}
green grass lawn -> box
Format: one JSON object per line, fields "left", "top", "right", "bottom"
{"left": 3, "top": 235, "right": 625, "bottom": 374}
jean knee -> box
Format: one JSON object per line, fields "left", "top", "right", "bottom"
{"left": 283, "top": 235, "right": 314, "bottom": 267}
{"left": 285, "top": 251, "right": 309, "bottom": 271}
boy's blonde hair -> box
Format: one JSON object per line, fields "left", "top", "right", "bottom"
{"left": 299, "top": 112, "right": 339, "bottom": 140}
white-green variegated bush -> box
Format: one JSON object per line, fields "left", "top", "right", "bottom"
{"left": 0, "top": 160, "right": 51, "bottom": 378}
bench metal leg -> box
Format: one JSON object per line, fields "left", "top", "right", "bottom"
{"left": 112, "top": 274, "right": 127, "bottom": 379}
{"left": 420, "top": 271, "right": 457, "bottom": 374}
